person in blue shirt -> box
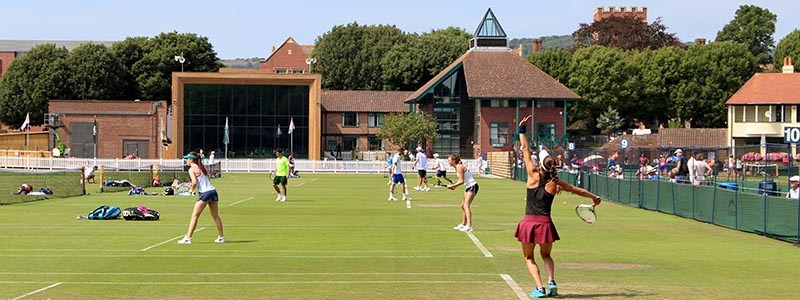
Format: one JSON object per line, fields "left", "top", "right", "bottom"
{"left": 385, "top": 151, "right": 393, "bottom": 185}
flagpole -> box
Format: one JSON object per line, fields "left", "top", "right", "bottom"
{"left": 93, "top": 115, "right": 97, "bottom": 159}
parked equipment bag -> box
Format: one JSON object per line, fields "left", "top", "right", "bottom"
{"left": 122, "top": 205, "right": 160, "bottom": 221}
{"left": 87, "top": 205, "right": 121, "bottom": 220}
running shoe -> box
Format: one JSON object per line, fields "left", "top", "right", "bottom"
{"left": 177, "top": 237, "right": 192, "bottom": 245}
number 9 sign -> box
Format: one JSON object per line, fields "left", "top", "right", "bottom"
{"left": 784, "top": 127, "right": 800, "bottom": 143}
{"left": 620, "top": 138, "right": 629, "bottom": 149}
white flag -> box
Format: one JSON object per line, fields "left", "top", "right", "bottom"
{"left": 19, "top": 113, "right": 30, "bottom": 131}
{"left": 277, "top": 126, "right": 282, "bottom": 136}
{"left": 288, "top": 118, "right": 296, "bottom": 135}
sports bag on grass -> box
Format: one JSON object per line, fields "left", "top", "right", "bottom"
{"left": 87, "top": 205, "right": 121, "bottom": 220}
{"left": 122, "top": 205, "right": 160, "bottom": 221}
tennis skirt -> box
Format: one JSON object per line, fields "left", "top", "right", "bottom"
{"left": 514, "top": 215, "right": 560, "bottom": 244}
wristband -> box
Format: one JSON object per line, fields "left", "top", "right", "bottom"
{"left": 517, "top": 125, "right": 527, "bottom": 134}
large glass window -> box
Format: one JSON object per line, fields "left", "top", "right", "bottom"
{"left": 490, "top": 123, "right": 509, "bottom": 147}
{"left": 342, "top": 136, "right": 357, "bottom": 151}
{"left": 343, "top": 113, "right": 358, "bottom": 127}
{"left": 434, "top": 107, "right": 460, "bottom": 131}
{"left": 368, "top": 113, "right": 383, "bottom": 127}
{"left": 183, "top": 84, "right": 309, "bottom": 158}
{"left": 368, "top": 136, "right": 383, "bottom": 150}
{"left": 435, "top": 134, "right": 460, "bottom": 155}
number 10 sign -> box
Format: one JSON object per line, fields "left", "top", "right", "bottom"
{"left": 784, "top": 127, "right": 800, "bottom": 143}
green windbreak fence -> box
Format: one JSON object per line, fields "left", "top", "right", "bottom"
{"left": 551, "top": 171, "right": 800, "bottom": 244}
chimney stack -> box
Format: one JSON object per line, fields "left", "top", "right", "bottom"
{"left": 694, "top": 38, "right": 706, "bottom": 45}
{"left": 783, "top": 56, "right": 795, "bottom": 74}
{"left": 532, "top": 38, "right": 543, "bottom": 53}
{"left": 271, "top": 45, "right": 276, "bottom": 53}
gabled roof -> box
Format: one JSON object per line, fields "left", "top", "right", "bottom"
{"left": 406, "top": 49, "right": 580, "bottom": 102}
{"left": 260, "top": 37, "right": 311, "bottom": 63}
{"left": 726, "top": 73, "right": 800, "bottom": 105}
{"left": 321, "top": 90, "right": 413, "bottom": 113}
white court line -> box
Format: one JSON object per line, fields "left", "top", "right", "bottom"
{"left": 500, "top": 274, "right": 529, "bottom": 300}
{"left": 228, "top": 197, "right": 255, "bottom": 207}
{"left": 466, "top": 231, "right": 493, "bottom": 258}
{"left": 0, "top": 272, "right": 497, "bottom": 276}
{"left": 2, "top": 249, "right": 476, "bottom": 253}
{"left": 10, "top": 282, "right": 62, "bottom": 300}
{"left": 140, "top": 227, "right": 205, "bottom": 251}
{"left": 0, "top": 280, "right": 500, "bottom": 285}
{"left": 293, "top": 178, "right": 319, "bottom": 187}
{"left": 0, "top": 254, "right": 478, "bottom": 259}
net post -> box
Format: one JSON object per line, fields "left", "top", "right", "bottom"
{"left": 99, "top": 165, "right": 105, "bottom": 193}
{"left": 81, "top": 166, "right": 86, "bottom": 195}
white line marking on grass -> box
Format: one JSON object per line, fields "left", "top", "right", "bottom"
{"left": 466, "top": 231, "right": 493, "bottom": 258}
{"left": 140, "top": 227, "right": 205, "bottom": 251}
{"left": 228, "top": 197, "right": 254, "bottom": 207}
{"left": 0, "top": 254, "right": 478, "bottom": 259}
{"left": 2, "top": 249, "right": 477, "bottom": 253}
{"left": 0, "top": 280, "right": 501, "bottom": 285}
{"left": 293, "top": 178, "right": 319, "bottom": 187}
{"left": 500, "top": 274, "right": 528, "bottom": 300}
{"left": 0, "top": 272, "right": 498, "bottom": 276}
{"left": 10, "top": 282, "right": 62, "bottom": 300}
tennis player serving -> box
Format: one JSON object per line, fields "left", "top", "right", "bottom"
{"left": 514, "top": 115, "right": 601, "bottom": 298}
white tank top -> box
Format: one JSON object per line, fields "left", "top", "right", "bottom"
{"left": 196, "top": 173, "right": 215, "bottom": 193}
{"left": 392, "top": 154, "right": 403, "bottom": 174}
{"left": 462, "top": 165, "right": 477, "bottom": 188}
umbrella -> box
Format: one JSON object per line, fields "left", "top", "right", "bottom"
{"left": 583, "top": 154, "right": 603, "bottom": 163}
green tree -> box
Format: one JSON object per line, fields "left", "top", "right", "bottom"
{"left": 111, "top": 36, "right": 149, "bottom": 99}
{"left": 774, "top": 30, "right": 800, "bottom": 69}
{"left": 381, "top": 27, "right": 470, "bottom": 90}
{"left": 672, "top": 42, "right": 757, "bottom": 128}
{"left": 65, "top": 43, "right": 128, "bottom": 100}
{"left": 377, "top": 112, "right": 438, "bottom": 148}
{"left": 632, "top": 46, "right": 684, "bottom": 126}
{"left": 313, "top": 23, "right": 410, "bottom": 90}
{"left": 0, "top": 44, "right": 70, "bottom": 126}
{"left": 715, "top": 5, "right": 777, "bottom": 65}
{"left": 596, "top": 107, "right": 624, "bottom": 138}
{"left": 567, "top": 46, "right": 640, "bottom": 131}
{"left": 573, "top": 16, "right": 682, "bottom": 51}
{"left": 131, "top": 32, "right": 222, "bottom": 100}
{"left": 527, "top": 48, "right": 572, "bottom": 84}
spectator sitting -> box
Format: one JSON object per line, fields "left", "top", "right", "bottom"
{"left": 787, "top": 176, "right": 800, "bottom": 199}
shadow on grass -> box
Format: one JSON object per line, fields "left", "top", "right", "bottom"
{"left": 558, "top": 290, "right": 654, "bottom": 298}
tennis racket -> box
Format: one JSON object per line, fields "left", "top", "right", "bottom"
{"left": 575, "top": 204, "right": 597, "bottom": 224}
{"left": 269, "top": 171, "right": 275, "bottom": 180}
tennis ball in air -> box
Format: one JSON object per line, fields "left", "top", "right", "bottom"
{"left": 563, "top": 201, "right": 567, "bottom": 204}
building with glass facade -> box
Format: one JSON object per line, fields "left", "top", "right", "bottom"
{"left": 169, "top": 69, "right": 321, "bottom": 159}
{"left": 406, "top": 9, "right": 581, "bottom": 158}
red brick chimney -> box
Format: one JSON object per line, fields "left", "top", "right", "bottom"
{"left": 531, "top": 38, "right": 543, "bottom": 53}
{"left": 784, "top": 56, "right": 795, "bottom": 74}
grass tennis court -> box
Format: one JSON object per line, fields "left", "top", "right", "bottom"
{"left": 1, "top": 173, "right": 798, "bottom": 299}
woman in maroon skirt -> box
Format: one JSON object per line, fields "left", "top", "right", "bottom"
{"left": 515, "top": 115, "right": 601, "bottom": 298}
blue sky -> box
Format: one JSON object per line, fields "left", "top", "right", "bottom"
{"left": 4, "top": 0, "right": 799, "bottom": 58}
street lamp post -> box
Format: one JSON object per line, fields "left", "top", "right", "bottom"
{"left": 305, "top": 57, "right": 317, "bottom": 73}
{"left": 174, "top": 54, "right": 186, "bottom": 72}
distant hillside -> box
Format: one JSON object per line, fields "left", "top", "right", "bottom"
{"left": 221, "top": 57, "right": 263, "bottom": 69}
{"left": 509, "top": 35, "right": 575, "bottom": 57}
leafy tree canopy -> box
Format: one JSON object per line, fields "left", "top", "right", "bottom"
{"left": 313, "top": 23, "right": 409, "bottom": 90}
{"left": 715, "top": 5, "right": 777, "bottom": 65}
{"left": 0, "top": 44, "right": 70, "bottom": 126}
{"left": 377, "top": 112, "right": 438, "bottom": 148}
{"left": 774, "top": 30, "right": 800, "bottom": 69}
{"left": 573, "top": 15, "right": 682, "bottom": 51}
{"left": 66, "top": 43, "right": 128, "bottom": 100}
{"left": 381, "top": 27, "right": 471, "bottom": 90}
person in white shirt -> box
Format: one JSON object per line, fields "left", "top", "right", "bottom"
{"left": 388, "top": 147, "right": 411, "bottom": 202}
{"left": 177, "top": 151, "right": 225, "bottom": 245}
{"left": 687, "top": 151, "right": 696, "bottom": 185}
{"left": 447, "top": 154, "right": 479, "bottom": 233}
{"left": 692, "top": 153, "right": 712, "bottom": 186}
{"left": 433, "top": 153, "right": 454, "bottom": 187}
{"left": 787, "top": 176, "right": 800, "bottom": 199}
{"left": 413, "top": 147, "right": 429, "bottom": 191}
{"left": 83, "top": 165, "right": 98, "bottom": 184}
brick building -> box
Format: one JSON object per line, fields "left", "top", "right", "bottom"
{"left": 406, "top": 8, "right": 580, "bottom": 158}
{"left": 321, "top": 90, "right": 412, "bottom": 157}
{"left": 258, "top": 37, "right": 315, "bottom": 74}
{"left": 593, "top": 6, "right": 647, "bottom": 22}
{"left": 49, "top": 100, "right": 167, "bottom": 159}
{"left": 0, "top": 40, "right": 115, "bottom": 77}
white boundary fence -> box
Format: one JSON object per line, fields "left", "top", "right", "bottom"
{"left": 0, "top": 156, "right": 485, "bottom": 174}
